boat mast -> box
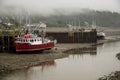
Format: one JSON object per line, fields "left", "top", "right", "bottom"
{"left": 92, "top": 21, "right": 96, "bottom": 29}
{"left": 39, "top": 22, "right": 46, "bottom": 43}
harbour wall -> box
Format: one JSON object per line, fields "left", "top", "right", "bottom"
{"left": 46, "top": 31, "right": 97, "bottom": 43}
{"left": 0, "top": 30, "right": 97, "bottom": 52}
{"left": 0, "top": 36, "right": 15, "bottom": 52}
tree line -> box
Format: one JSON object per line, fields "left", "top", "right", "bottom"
{"left": 0, "top": 9, "right": 120, "bottom": 28}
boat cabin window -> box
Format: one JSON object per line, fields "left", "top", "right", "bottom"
{"left": 23, "top": 40, "right": 25, "bottom": 42}
{"left": 30, "top": 39, "right": 34, "bottom": 42}
{"left": 25, "top": 39, "right": 27, "bottom": 42}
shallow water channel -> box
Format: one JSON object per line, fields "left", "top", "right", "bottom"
{"left": 1, "top": 41, "right": 120, "bottom": 80}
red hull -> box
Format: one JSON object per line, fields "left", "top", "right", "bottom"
{"left": 15, "top": 42, "right": 55, "bottom": 52}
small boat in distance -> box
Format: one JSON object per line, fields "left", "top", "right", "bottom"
{"left": 15, "top": 22, "right": 56, "bottom": 52}
{"left": 97, "top": 31, "right": 105, "bottom": 39}
{"left": 91, "top": 21, "right": 105, "bottom": 39}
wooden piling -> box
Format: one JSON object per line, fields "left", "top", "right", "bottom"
{"left": 0, "top": 36, "right": 15, "bottom": 52}
{"left": 0, "top": 29, "right": 19, "bottom": 52}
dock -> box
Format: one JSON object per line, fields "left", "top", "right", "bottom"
{"left": 46, "top": 30, "right": 96, "bottom": 43}
{"left": 0, "top": 29, "right": 19, "bottom": 52}
{"left": 0, "top": 28, "right": 96, "bottom": 52}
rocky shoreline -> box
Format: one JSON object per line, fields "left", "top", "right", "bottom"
{"left": 116, "top": 53, "right": 120, "bottom": 60}
{"left": 98, "top": 53, "right": 120, "bottom": 80}
{"left": 98, "top": 71, "right": 120, "bottom": 80}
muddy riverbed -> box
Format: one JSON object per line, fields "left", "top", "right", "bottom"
{"left": 0, "top": 43, "right": 92, "bottom": 71}
{"left": 0, "top": 41, "right": 120, "bottom": 80}
{"left": 0, "top": 52, "right": 67, "bottom": 71}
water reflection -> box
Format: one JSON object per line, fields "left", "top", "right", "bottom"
{"left": 0, "top": 60, "right": 56, "bottom": 80}
{"left": 66, "top": 46, "right": 97, "bottom": 60}
{"left": 65, "top": 46, "right": 97, "bottom": 55}
{"left": 39, "top": 60, "right": 56, "bottom": 67}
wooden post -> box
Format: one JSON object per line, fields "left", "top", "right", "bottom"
{"left": 0, "top": 36, "right": 2, "bottom": 52}
{"left": 8, "top": 36, "right": 10, "bottom": 51}
{"left": 2, "top": 36, "right": 4, "bottom": 52}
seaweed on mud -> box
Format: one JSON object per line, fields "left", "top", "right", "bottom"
{"left": 116, "top": 53, "right": 120, "bottom": 60}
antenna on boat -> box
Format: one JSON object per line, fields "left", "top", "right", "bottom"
{"left": 25, "top": 15, "right": 28, "bottom": 25}
{"left": 78, "top": 21, "right": 81, "bottom": 30}
{"left": 28, "top": 10, "right": 31, "bottom": 25}
{"left": 39, "top": 22, "right": 47, "bottom": 43}
{"left": 92, "top": 21, "right": 96, "bottom": 29}
{"left": 19, "top": 15, "right": 21, "bottom": 27}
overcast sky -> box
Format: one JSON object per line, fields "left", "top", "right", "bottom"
{"left": 0, "top": 0, "right": 119, "bottom": 15}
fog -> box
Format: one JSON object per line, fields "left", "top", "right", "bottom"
{"left": 0, "top": 0, "right": 119, "bottom": 15}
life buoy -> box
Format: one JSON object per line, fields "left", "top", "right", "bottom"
{"left": 24, "top": 34, "right": 31, "bottom": 38}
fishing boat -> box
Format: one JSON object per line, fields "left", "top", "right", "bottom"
{"left": 91, "top": 21, "right": 105, "bottom": 39}
{"left": 97, "top": 31, "right": 105, "bottom": 39}
{"left": 15, "top": 22, "right": 56, "bottom": 52}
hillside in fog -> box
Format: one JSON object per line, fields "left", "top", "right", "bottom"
{"left": 0, "top": 9, "right": 120, "bottom": 28}
{"left": 0, "top": 0, "right": 119, "bottom": 28}
{"left": 42, "top": 10, "right": 120, "bottom": 27}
